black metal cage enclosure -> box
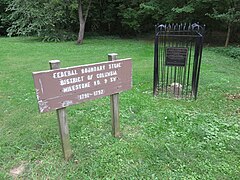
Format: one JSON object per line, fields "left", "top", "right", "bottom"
{"left": 153, "top": 23, "right": 205, "bottom": 99}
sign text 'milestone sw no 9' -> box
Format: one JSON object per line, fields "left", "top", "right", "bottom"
{"left": 33, "top": 58, "right": 132, "bottom": 113}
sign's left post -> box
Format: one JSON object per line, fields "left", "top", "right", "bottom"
{"left": 49, "top": 60, "right": 72, "bottom": 161}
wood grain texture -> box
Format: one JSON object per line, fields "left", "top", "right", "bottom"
{"left": 108, "top": 54, "right": 121, "bottom": 138}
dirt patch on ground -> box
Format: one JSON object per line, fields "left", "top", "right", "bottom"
{"left": 10, "top": 163, "right": 26, "bottom": 178}
{"left": 225, "top": 93, "right": 240, "bottom": 100}
{"left": 225, "top": 94, "right": 240, "bottom": 115}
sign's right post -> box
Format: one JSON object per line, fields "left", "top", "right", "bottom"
{"left": 108, "top": 53, "right": 120, "bottom": 137}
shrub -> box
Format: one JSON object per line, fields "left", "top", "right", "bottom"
{"left": 212, "top": 46, "right": 240, "bottom": 60}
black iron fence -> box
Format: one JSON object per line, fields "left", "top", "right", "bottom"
{"left": 153, "top": 23, "right": 205, "bottom": 99}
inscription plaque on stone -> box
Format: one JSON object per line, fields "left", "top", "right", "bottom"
{"left": 166, "top": 47, "right": 188, "bottom": 66}
{"left": 33, "top": 58, "right": 132, "bottom": 113}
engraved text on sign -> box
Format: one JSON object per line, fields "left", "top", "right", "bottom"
{"left": 33, "top": 59, "right": 132, "bottom": 113}
{"left": 166, "top": 47, "right": 188, "bottom": 66}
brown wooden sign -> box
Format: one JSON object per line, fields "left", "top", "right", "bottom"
{"left": 33, "top": 58, "right": 132, "bottom": 113}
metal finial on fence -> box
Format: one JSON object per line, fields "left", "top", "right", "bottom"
{"left": 183, "top": 23, "right": 187, "bottom": 31}
{"left": 173, "top": 24, "right": 176, "bottom": 31}
{"left": 188, "top": 23, "right": 191, "bottom": 31}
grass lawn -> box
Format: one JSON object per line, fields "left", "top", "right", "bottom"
{"left": 0, "top": 37, "right": 239, "bottom": 179}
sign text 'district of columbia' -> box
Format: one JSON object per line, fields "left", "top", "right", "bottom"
{"left": 33, "top": 59, "right": 132, "bottom": 113}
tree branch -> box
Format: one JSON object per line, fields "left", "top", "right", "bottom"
{"left": 84, "top": 0, "right": 92, "bottom": 22}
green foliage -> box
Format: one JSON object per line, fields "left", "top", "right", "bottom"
{"left": 212, "top": 46, "right": 240, "bottom": 60}
{"left": 118, "top": 6, "right": 141, "bottom": 32}
{"left": 7, "top": 0, "right": 46, "bottom": 36}
{"left": 1, "top": 0, "right": 240, "bottom": 44}
{"left": 0, "top": 37, "right": 240, "bottom": 178}
{"left": 6, "top": 0, "right": 78, "bottom": 41}
{"left": 173, "top": 4, "right": 195, "bottom": 14}
{"left": 42, "top": 30, "right": 77, "bottom": 42}
{"left": 0, "top": 0, "right": 11, "bottom": 35}
{"left": 206, "top": 0, "right": 240, "bottom": 24}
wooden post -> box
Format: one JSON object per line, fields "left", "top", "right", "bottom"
{"left": 108, "top": 53, "right": 120, "bottom": 138}
{"left": 49, "top": 60, "right": 72, "bottom": 160}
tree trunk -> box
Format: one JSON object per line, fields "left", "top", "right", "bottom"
{"left": 77, "top": 22, "right": 85, "bottom": 44}
{"left": 77, "top": 0, "right": 92, "bottom": 45}
{"left": 77, "top": 0, "right": 85, "bottom": 44}
{"left": 225, "top": 23, "right": 231, "bottom": 47}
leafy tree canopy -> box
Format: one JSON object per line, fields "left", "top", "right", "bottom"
{"left": 1, "top": 0, "right": 239, "bottom": 45}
